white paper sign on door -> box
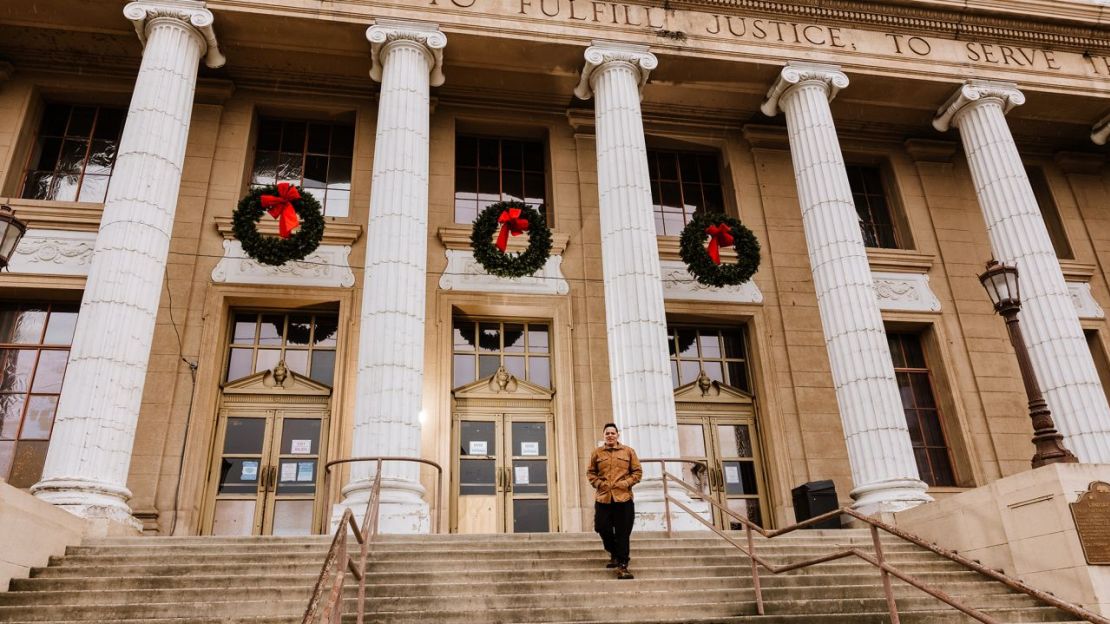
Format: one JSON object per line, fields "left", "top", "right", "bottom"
{"left": 468, "top": 440, "right": 488, "bottom": 455}
{"left": 514, "top": 466, "right": 530, "bottom": 484}
{"left": 291, "top": 439, "right": 312, "bottom": 455}
{"left": 724, "top": 465, "right": 740, "bottom": 484}
{"left": 240, "top": 461, "right": 258, "bottom": 480}
{"left": 520, "top": 442, "right": 540, "bottom": 456}
{"left": 297, "top": 462, "right": 314, "bottom": 482}
{"left": 280, "top": 462, "right": 297, "bottom": 482}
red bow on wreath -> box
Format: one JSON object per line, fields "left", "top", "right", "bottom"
{"left": 705, "top": 223, "right": 734, "bottom": 265}
{"left": 260, "top": 183, "right": 302, "bottom": 239}
{"left": 496, "top": 207, "right": 530, "bottom": 252}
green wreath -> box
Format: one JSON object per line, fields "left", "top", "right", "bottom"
{"left": 470, "top": 201, "right": 552, "bottom": 278}
{"left": 232, "top": 184, "right": 325, "bottom": 266}
{"left": 679, "top": 212, "right": 761, "bottom": 288}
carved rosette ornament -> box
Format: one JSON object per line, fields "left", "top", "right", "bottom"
{"left": 124, "top": 0, "right": 225, "bottom": 69}
{"left": 932, "top": 80, "right": 1025, "bottom": 132}
{"left": 367, "top": 20, "right": 447, "bottom": 87}
{"left": 760, "top": 62, "right": 849, "bottom": 117}
{"left": 574, "top": 41, "right": 658, "bottom": 100}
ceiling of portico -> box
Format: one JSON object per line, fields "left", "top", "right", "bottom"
{"left": 0, "top": 0, "right": 1107, "bottom": 150}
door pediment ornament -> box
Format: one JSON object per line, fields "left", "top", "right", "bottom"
{"left": 673, "top": 373, "right": 753, "bottom": 406}
{"left": 453, "top": 366, "right": 554, "bottom": 401}
{"left": 221, "top": 362, "right": 333, "bottom": 397}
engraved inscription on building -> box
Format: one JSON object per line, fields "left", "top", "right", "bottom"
{"left": 1070, "top": 481, "right": 1110, "bottom": 565}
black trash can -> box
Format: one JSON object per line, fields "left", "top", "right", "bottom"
{"left": 791, "top": 480, "right": 840, "bottom": 529}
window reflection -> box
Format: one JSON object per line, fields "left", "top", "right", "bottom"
{"left": 226, "top": 311, "right": 339, "bottom": 385}
{"left": 452, "top": 319, "right": 552, "bottom": 389}
{"left": 22, "top": 104, "right": 125, "bottom": 203}
{"left": 249, "top": 118, "right": 355, "bottom": 218}
{"left": 0, "top": 302, "right": 78, "bottom": 487}
{"left": 667, "top": 326, "right": 750, "bottom": 392}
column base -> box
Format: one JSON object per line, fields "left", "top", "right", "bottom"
{"left": 30, "top": 477, "right": 142, "bottom": 535}
{"left": 332, "top": 477, "right": 430, "bottom": 534}
{"left": 632, "top": 480, "right": 711, "bottom": 532}
{"left": 850, "top": 477, "right": 933, "bottom": 516}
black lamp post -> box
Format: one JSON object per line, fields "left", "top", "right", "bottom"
{"left": 978, "top": 259, "right": 1079, "bottom": 468}
{"left": 0, "top": 205, "right": 27, "bottom": 270}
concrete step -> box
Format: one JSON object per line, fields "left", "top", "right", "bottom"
{"left": 0, "top": 592, "right": 1064, "bottom": 622}
{"left": 0, "top": 577, "right": 1026, "bottom": 607}
{"left": 51, "top": 546, "right": 944, "bottom": 567}
{"left": 31, "top": 556, "right": 969, "bottom": 580}
{"left": 12, "top": 567, "right": 993, "bottom": 591}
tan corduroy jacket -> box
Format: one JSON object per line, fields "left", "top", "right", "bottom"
{"left": 586, "top": 443, "right": 642, "bottom": 503}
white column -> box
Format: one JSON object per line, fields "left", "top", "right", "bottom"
{"left": 31, "top": 0, "right": 223, "bottom": 530}
{"left": 335, "top": 20, "right": 445, "bottom": 533}
{"left": 762, "top": 62, "right": 932, "bottom": 514}
{"left": 575, "top": 42, "right": 702, "bottom": 529}
{"left": 936, "top": 80, "right": 1110, "bottom": 463}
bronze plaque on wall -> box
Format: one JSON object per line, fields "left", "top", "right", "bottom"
{"left": 1070, "top": 481, "right": 1110, "bottom": 565}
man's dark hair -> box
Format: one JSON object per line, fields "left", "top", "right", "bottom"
{"left": 602, "top": 422, "right": 618, "bottom": 432}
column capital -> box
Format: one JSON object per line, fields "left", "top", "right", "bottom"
{"left": 933, "top": 79, "right": 1024, "bottom": 132}
{"left": 124, "top": 0, "right": 224, "bottom": 68}
{"left": 366, "top": 20, "right": 447, "bottom": 87}
{"left": 760, "top": 62, "right": 848, "bottom": 117}
{"left": 573, "top": 41, "right": 657, "bottom": 101}
{"left": 1091, "top": 112, "right": 1110, "bottom": 145}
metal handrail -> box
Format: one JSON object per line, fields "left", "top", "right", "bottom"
{"left": 643, "top": 458, "right": 1109, "bottom": 624}
{"left": 301, "top": 457, "right": 444, "bottom": 624}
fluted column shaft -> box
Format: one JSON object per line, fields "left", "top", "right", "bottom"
{"left": 576, "top": 43, "right": 676, "bottom": 465}
{"left": 937, "top": 80, "right": 1110, "bottom": 463}
{"left": 32, "top": 1, "right": 222, "bottom": 528}
{"left": 338, "top": 21, "right": 445, "bottom": 533}
{"left": 763, "top": 63, "right": 931, "bottom": 514}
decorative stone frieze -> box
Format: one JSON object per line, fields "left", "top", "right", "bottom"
{"left": 439, "top": 250, "right": 568, "bottom": 296}
{"left": 1069, "top": 282, "right": 1106, "bottom": 320}
{"left": 872, "top": 272, "right": 942, "bottom": 313}
{"left": 336, "top": 20, "right": 446, "bottom": 534}
{"left": 8, "top": 229, "right": 95, "bottom": 276}
{"left": 763, "top": 61, "right": 932, "bottom": 514}
{"left": 211, "top": 240, "right": 355, "bottom": 288}
{"left": 31, "top": 0, "right": 222, "bottom": 530}
{"left": 935, "top": 78, "right": 1110, "bottom": 464}
{"left": 659, "top": 260, "right": 763, "bottom": 304}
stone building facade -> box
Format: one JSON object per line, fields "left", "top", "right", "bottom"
{"left": 0, "top": 0, "right": 1109, "bottom": 537}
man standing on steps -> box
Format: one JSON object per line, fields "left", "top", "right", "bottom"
{"left": 586, "top": 422, "right": 642, "bottom": 580}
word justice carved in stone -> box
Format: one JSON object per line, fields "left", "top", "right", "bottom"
{"left": 426, "top": 0, "right": 1110, "bottom": 80}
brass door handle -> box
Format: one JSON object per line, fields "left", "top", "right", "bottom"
{"left": 495, "top": 465, "right": 503, "bottom": 492}
{"left": 258, "top": 464, "right": 268, "bottom": 492}
{"left": 505, "top": 466, "right": 513, "bottom": 493}
{"left": 269, "top": 465, "right": 279, "bottom": 492}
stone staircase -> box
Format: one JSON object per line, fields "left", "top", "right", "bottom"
{"left": 0, "top": 530, "right": 1091, "bottom": 623}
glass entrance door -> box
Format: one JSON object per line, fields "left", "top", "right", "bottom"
{"left": 677, "top": 415, "right": 767, "bottom": 529}
{"left": 206, "top": 408, "right": 327, "bottom": 536}
{"left": 455, "top": 414, "right": 553, "bottom": 533}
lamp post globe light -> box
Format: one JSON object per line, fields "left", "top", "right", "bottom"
{"left": 978, "top": 259, "right": 1079, "bottom": 468}
{"left": 0, "top": 204, "right": 27, "bottom": 270}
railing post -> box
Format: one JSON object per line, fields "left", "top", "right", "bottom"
{"left": 661, "top": 467, "right": 673, "bottom": 537}
{"left": 871, "top": 524, "right": 900, "bottom": 624}
{"left": 747, "top": 523, "right": 764, "bottom": 615}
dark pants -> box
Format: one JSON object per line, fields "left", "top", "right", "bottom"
{"left": 594, "top": 500, "right": 635, "bottom": 565}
